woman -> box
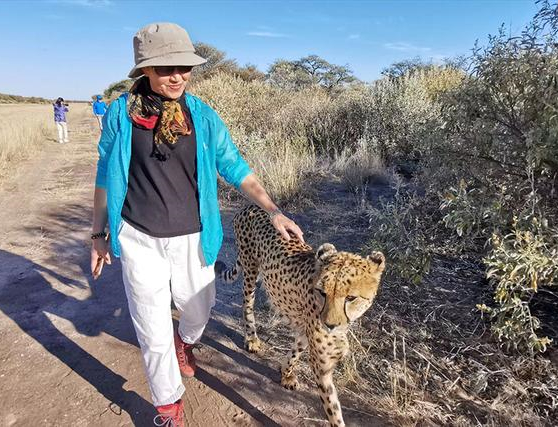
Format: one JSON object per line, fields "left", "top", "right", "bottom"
{"left": 53, "top": 97, "right": 69, "bottom": 143}
{"left": 90, "top": 22, "right": 303, "bottom": 426}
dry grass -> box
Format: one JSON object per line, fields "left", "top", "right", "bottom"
{"left": 194, "top": 74, "right": 389, "bottom": 203}
{"left": 227, "top": 193, "right": 558, "bottom": 427}
{"left": 240, "top": 132, "right": 315, "bottom": 202}
{"left": 249, "top": 258, "right": 557, "bottom": 427}
{"left": 0, "top": 104, "right": 53, "bottom": 176}
{"left": 341, "top": 258, "right": 558, "bottom": 427}
{"left": 0, "top": 103, "right": 91, "bottom": 180}
{"left": 329, "top": 137, "right": 386, "bottom": 193}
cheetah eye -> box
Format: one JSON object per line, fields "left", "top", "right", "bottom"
{"left": 345, "top": 295, "right": 358, "bottom": 302}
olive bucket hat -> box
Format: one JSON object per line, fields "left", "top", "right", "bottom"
{"left": 128, "top": 22, "right": 207, "bottom": 78}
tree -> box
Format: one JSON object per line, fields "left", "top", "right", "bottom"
{"left": 382, "top": 56, "right": 467, "bottom": 79}
{"left": 103, "top": 79, "right": 134, "bottom": 100}
{"left": 267, "top": 59, "right": 313, "bottom": 90}
{"left": 192, "top": 42, "right": 239, "bottom": 81}
{"left": 234, "top": 63, "right": 266, "bottom": 82}
{"left": 267, "top": 54, "right": 357, "bottom": 91}
{"left": 191, "top": 43, "right": 265, "bottom": 83}
{"left": 381, "top": 57, "right": 434, "bottom": 79}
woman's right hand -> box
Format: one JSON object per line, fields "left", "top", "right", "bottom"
{"left": 91, "top": 237, "right": 111, "bottom": 280}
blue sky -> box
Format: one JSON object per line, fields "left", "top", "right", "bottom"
{"left": 0, "top": 0, "right": 540, "bottom": 100}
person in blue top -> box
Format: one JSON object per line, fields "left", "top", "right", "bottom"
{"left": 53, "top": 97, "right": 69, "bottom": 143}
{"left": 92, "top": 95, "right": 107, "bottom": 131}
{"left": 90, "top": 22, "right": 304, "bottom": 426}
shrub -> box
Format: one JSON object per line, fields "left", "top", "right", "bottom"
{"left": 360, "top": 72, "right": 442, "bottom": 163}
{"left": 426, "top": 0, "right": 558, "bottom": 351}
{"left": 0, "top": 93, "right": 50, "bottom": 104}
{"left": 366, "top": 187, "right": 441, "bottom": 285}
{"left": 238, "top": 131, "right": 314, "bottom": 202}
{"left": 439, "top": 179, "right": 509, "bottom": 244}
{"left": 303, "top": 70, "right": 448, "bottom": 160}
{"left": 192, "top": 73, "right": 318, "bottom": 201}
{"left": 480, "top": 217, "right": 558, "bottom": 353}
{"left": 191, "top": 73, "right": 291, "bottom": 136}
{"left": 330, "top": 136, "right": 385, "bottom": 193}
{"left": 420, "top": 66, "right": 465, "bottom": 101}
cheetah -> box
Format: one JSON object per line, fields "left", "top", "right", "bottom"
{"left": 215, "top": 205, "right": 385, "bottom": 427}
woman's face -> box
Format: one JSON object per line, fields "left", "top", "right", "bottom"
{"left": 142, "top": 66, "right": 192, "bottom": 100}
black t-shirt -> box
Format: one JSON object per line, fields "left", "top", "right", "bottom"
{"left": 121, "top": 103, "right": 201, "bottom": 237}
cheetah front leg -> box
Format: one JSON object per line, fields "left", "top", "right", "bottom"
{"left": 281, "top": 332, "right": 308, "bottom": 390}
{"left": 309, "top": 346, "right": 345, "bottom": 427}
{"left": 242, "top": 267, "right": 262, "bottom": 353}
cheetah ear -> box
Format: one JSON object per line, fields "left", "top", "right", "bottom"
{"left": 316, "top": 243, "right": 337, "bottom": 265}
{"left": 368, "top": 251, "right": 386, "bottom": 273}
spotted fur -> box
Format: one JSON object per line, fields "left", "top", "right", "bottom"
{"left": 216, "top": 205, "right": 386, "bottom": 427}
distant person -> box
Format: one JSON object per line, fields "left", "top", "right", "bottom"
{"left": 90, "top": 22, "right": 304, "bottom": 426}
{"left": 53, "top": 97, "right": 69, "bottom": 143}
{"left": 92, "top": 95, "right": 107, "bottom": 130}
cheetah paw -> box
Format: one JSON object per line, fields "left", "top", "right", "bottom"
{"left": 245, "top": 337, "right": 262, "bottom": 353}
{"left": 281, "top": 374, "right": 300, "bottom": 390}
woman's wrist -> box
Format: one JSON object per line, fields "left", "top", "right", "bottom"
{"left": 267, "top": 208, "right": 283, "bottom": 220}
{"left": 91, "top": 231, "right": 107, "bottom": 240}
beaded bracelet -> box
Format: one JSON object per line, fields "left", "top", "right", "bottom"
{"left": 91, "top": 232, "right": 107, "bottom": 240}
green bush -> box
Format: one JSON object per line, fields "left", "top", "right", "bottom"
{"left": 366, "top": 188, "right": 441, "bottom": 285}
{"left": 365, "top": 2, "right": 558, "bottom": 353}
{"left": 425, "top": 1, "right": 558, "bottom": 352}
{"left": 439, "top": 179, "right": 509, "bottom": 243}
{"left": 479, "top": 218, "right": 558, "bottom": 353}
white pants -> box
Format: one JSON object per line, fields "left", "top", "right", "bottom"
{"left": 95, "top": 114, "right": 103, "bottom": 130}
{"left": 118, "top": 221, "right": 216, "bottom": 406}
{"left": 55, "top": 121, "right": 68, "bottom": 143}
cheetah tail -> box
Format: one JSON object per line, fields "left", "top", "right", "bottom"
{"left": 214, "top": 259, "right": 242, "bottom": 284}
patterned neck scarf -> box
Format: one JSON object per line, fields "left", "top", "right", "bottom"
{"left": 127, "top": 77, "right": 192, "bottom": 160}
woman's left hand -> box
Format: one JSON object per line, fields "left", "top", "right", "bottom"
{"left": 271, "top": 213, "right": 305, "bottom": 243}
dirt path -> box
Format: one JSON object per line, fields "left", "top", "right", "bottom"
{"left": 0, "top": 111, "right": 385, "bottom": 426}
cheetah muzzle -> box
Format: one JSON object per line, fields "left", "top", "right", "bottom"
{"left": 216, "top": 205, "right": 386, "bottom": 427}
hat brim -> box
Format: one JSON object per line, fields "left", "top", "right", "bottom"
{"left": 128, "top": 51, "right": 207, "bottom": 78}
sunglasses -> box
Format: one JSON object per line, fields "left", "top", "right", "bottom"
{"left": 153, "top": 65, "right": 193, "bottom": 77}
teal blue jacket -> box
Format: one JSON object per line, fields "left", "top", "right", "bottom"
{"left": 95, "top": 93, "right": 252, "bottom": 265}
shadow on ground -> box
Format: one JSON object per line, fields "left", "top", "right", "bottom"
{"left": 0, "top": 248, "right": 155, "bottom": 426}
{"left": 2, "top": 200, "right": 371, "bottom": 426}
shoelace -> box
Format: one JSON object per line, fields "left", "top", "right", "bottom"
{"left": 153, "top": 413, "right": 180, "bottom": 427}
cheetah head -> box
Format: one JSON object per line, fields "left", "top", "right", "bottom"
{"left": 313, "top": 243, "right": 385, "bottom": 332}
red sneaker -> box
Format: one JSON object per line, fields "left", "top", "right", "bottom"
{"left": 174, "top": 330, "right": 196, "bottom": 378}
{"left": 154, "top": 399, "right": 184, "bottom": 427}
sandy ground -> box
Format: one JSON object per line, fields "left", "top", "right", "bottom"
{"left": 0, "top": 108, "right": 385, "bottom": 426}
